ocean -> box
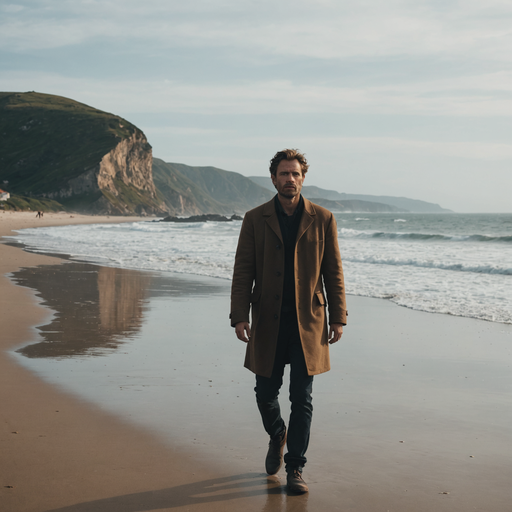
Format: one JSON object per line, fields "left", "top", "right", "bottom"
{"left": 7, "top": 212, "right": 512, "bottom": 325}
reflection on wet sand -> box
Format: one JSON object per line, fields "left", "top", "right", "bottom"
{"left": 12, "top": 262, "right": 226, "bottom": 359}
{"left": 43, "top": 473, "right": 310, "bottom": 512}
{"left": 97, "top": 265, "right": 148, "bottom": 334}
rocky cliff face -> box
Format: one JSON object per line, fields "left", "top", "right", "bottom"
{"left": 96, "top": 131, "right": 156, "bottom": 196}
{"left": 51, "top": 130, "right": 165, "bottom": 215}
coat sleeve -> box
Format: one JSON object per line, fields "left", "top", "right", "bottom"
{"left": 321, "top": 213, "right": 348, "bottom": 325}
{"left": 230, "top": 214, "right": 256, "bottom": 327}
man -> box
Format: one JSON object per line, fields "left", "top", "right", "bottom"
{"left": 230, "top": 149, "right": 347, "bottom": 493}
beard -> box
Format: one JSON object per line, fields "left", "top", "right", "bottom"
{"left": 276, "top": 184, "right": 299, "bottom": 199}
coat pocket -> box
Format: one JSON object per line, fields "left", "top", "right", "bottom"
{"left": 315, "top": 290, "right": 327, "bottom": 307}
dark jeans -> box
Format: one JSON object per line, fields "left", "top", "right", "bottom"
{"left": 255, "top": 310, "right": 314, "bottom": 469}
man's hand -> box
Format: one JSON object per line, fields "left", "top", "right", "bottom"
{"left": 329, "top": 323, "right": 343, "bottom": 344}
{"left": 235, "top": 322, "right": 251, "bottom": 343}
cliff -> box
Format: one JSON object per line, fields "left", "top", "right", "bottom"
{"left": 0, "top": 92, "right": 166, "bottom": 215}
{"left": 52, "top": 130, "right": 163, "bottom": 215}
{"left": 152, "top": 159, "right": 273, "bottom": 215}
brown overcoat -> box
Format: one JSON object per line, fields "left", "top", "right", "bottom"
{"left": 230, "top": 196, "right": 347, "bottom": 378}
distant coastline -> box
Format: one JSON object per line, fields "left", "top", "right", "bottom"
{"left": 1, "top": 92, "right": 453, "bottom": 218}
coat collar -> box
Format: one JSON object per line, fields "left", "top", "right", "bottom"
{"left": 263, "top": 195, "right": 316, "bottom": 243}
{"left": 262, "top": 195, "right": 316, "bottom": 216}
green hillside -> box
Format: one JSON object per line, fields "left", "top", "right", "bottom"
{"left": 0, "top": 92, "right": 139, "bottom": 196}
{"left": 249, "top": 176, "right": 452, "bottom": 213}
{"left": 0, "top": 92, "right": 166, "bottom": 214}
{"left": 0, "top": 91, "right": 168, "bottom": 215}
{"left": 309, "top": 197, "right": 406, "bottom": 213}
{"left": 153, "top": 159, "right": 273, "bottom": 214}
{"left": 153, "top": 158, "right": 229, "bottom": 214}
{"left": 2, "top": 194, "right": 64, "bottom": 212}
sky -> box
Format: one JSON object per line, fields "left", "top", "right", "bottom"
{"left": 1, "top": 0, "right": 511, "bottom": 212}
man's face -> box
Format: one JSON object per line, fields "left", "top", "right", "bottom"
{"left": 271, "top": 159, "right": 305, "bottom": 199}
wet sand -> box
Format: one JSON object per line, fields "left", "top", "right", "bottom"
{"left": 1, "top": 210, "right": 512, "bottom": 511}
{"left": 0, "top": 213, "right": 233, "bottom": 512}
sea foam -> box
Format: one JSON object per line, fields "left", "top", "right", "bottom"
{"left": 7, "top": 213, "right": 512, "bottom": 324}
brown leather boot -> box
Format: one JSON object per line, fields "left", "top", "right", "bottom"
{"left": 265, "top": 427, "right": 287, "bottom": 475}
{"left": 286, "top": 467, "right": 309, "bottom": 493}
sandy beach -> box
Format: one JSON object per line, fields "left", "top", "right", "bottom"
{"left": 1, "top": 210, "right": 512, "bottom": 512}
{"left": 0, "top": 212, "right": 230, "bottom": 512}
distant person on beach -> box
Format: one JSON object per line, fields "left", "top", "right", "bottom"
{"left": 36, "top": 211, "right": 42, "bottom": 218}
{"left": 230, "top": 149, "right": 347, "bottom": 493}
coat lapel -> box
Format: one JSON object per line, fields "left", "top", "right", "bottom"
{"left": 296, "top": 197, "right": 316, "bottom": 243}
{"left": 263, "top": 197, "right": 283, "bottom": 243}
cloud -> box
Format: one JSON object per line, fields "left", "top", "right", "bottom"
{"left": 187, "top": 130, "right": 512, "bottom": 162}
{"left": 2, "top": 0, "right": 512, "bottom": 65}
{"left": 296, "top": 136, "right": 512, "bottom": 161}
{"left": 1, "top": 4, "right": 25, "bottom": 13}
{"left": 3, "top": 69, "right": 511, "bottom": 118}
{"left": 146, "top": 125, "right": 231, "bottom": 138}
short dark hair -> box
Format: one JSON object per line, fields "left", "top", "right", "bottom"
{"left": 269, "top": 149, "right": 309, "bottom": 176}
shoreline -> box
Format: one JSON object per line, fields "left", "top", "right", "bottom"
{"left": 2, "top": 211, "right": 512, "bottom": 512}
{"left": 0, "top": 212, "right": 233, "bottom": 512}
